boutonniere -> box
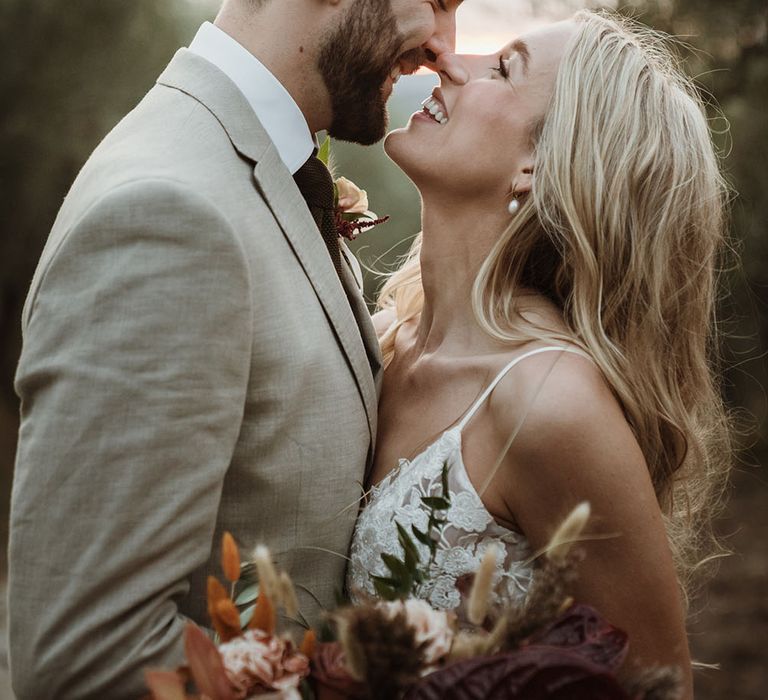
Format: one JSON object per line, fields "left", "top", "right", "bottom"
{"left": 318, "top": 136, "right": 390, "bottom": 241}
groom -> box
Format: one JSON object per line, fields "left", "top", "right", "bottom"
{"left": 7, "top": 0, "right": 460, "bottom": 697}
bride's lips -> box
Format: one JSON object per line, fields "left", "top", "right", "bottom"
{"left": 430, "top": 88, "right": 449, "bottom": 119}
{"left": 414, "top": 88, "right": 450, "bottom": 126}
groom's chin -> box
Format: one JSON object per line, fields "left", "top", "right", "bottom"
{"left": 328, "top": 106, "right": 389, "bottom": 146}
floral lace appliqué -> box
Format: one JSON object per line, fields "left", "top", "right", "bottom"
{"left": 347, "top": 428, "right": 534, "bottom": 623}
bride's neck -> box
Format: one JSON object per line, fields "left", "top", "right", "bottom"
{"left": 415, "top": 198, "right": 511, "bottom": 356}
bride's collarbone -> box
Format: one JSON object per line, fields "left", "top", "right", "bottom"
{"left": 373, "top": 390, "right": 516, "bottom": 487}
{"left": 371, "top": 397, "right": 525, "bottom": 535}
{"left": 378, "top": 349, "right": 529, "bottom": 432}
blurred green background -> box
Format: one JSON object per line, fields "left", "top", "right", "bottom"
{"left": 0, "top": 0, "right": 765, "bottom": 698}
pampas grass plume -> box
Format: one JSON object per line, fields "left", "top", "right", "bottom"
{"left": 468, "top": 544, "right": 498, "bottom": 625}
{"left": 336, "top": 616, "right": 366, "bottom": 681}
{"left": 546, "top": 502, "right": 591, "bottom": 564}
{"left": 253, "top": 545, "right": 280, "bottom": 602}
{"left": 279, "top": 571, "right": 299, "bottom": 618}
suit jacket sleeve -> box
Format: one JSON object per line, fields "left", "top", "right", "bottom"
{"left": 8, "top": 178, "right": 253, "bottom": 699}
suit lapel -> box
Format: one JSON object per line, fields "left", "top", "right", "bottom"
{"left": 339, "top": 251, "right": 382, "bottom": 377}
{"left": 158, "top": 49, "right": 379, "bottom": 453}
{"left": 253, "top": 148, "right": 379, "bottom": 452}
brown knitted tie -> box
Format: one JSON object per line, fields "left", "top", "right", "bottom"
{"left": 294, "top": 154, "right": 343, "bottom": 277}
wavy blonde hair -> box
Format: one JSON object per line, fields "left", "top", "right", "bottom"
{"left": 377, "top": 11, "right": 732, "bottom": 605}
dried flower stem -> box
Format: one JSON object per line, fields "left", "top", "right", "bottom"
{"left": 467, "top": 545, "right": 498, "bottom": 625}
{"left": 221, "top": 531, "right": 241, "bottom": 583}
{"left": 300, "top": 629, "right": 317, "bottom": 658}
{"left": 249, "top": 590, "right": 276, "bottom": 635}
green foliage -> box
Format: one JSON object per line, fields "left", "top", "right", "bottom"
{"left": 233, "top": 564, "right": 261, "bottom": 628}
{"left": 317, "top": 135, "right": 332, "bottom": 167}
{"left": 239, "top": 604, "right": 255, "bottom": 628}
{"left": 235, "top": 583, "right": 260, "bottom": 606}
{"left": 370, "top": 463, "right": 451, "bottom": 601}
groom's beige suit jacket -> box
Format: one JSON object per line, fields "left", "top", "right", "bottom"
{"left": 8, "top": 49, "right": 381, "bottom": 699}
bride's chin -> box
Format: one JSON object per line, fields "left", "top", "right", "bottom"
{"left": 384, "top": 128, "right": 424, "bottom": 180}
{"left": 383, "top": 126, "right": 407, "bottom": 155}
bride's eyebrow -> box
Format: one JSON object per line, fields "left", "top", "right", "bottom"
{"left": 508, "top": 39, "right": 531, "bottom": 76}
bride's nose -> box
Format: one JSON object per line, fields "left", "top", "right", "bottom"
{"left": 435, "top": 52, "right": 470, "bottom": 86}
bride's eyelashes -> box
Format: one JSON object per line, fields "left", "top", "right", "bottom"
{"left": 491, "top": 55, "right": 511, "bottom": 80}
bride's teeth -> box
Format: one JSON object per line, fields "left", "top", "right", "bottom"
{"left": 420, "top": 95, "right": 449, "bottom": 124}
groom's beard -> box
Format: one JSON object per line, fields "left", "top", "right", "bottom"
{"left": 318, "top": 0, "right": 421, "bottom": 145}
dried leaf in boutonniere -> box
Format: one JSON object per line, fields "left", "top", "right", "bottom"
{"left": 317, "top": 136, "right": 390, "bottom": 242}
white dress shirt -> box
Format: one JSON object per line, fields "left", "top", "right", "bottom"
{"left": 188, "top": 22, "right": 314, "bottom": 175}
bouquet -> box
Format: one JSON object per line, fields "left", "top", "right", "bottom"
{"left": 144, "top": 467, "right": 682, "bottom": 700}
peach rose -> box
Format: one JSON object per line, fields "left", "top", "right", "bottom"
{"left": 218, "top": 629, "right": 309, "bottom": 699}
{"left": 379, "top": 599, "right": 455, "bottom": 667}
{"left": 312, "top": 641, "right": 367, "bottom": 699}
{"left": 335, "top": 177, "right": 369, "bottom": 215}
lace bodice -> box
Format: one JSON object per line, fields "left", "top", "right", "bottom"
{"left": 347, "top": 346, "right": 587, "bottom": 621}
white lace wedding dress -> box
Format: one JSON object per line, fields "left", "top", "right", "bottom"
{"left": 346, "top": 346, "right": 585, "bottom": 622}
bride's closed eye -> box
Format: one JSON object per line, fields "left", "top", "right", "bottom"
{"left": 491, "top": 55, "right": 511, "bottom": 80}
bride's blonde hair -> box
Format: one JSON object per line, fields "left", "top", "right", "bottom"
{"left": 377, "top": 11, "right": 732, "bottom": 606}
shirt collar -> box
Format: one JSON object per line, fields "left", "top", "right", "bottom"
{"left": 188, "top": 22, "right": 314, "bottom": 175}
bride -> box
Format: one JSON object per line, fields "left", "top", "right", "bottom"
{"left": 346, "top": 10, "right": 731, "bottom": 697}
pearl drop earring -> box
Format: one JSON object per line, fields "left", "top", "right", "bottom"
{"left": 508, "top": 197, "right": 520, "bottom": 216}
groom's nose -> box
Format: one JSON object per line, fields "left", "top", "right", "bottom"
{"left": 434, "top": 52, "right": 470, "bottom": 85}
{"left": 421, "top": 7, "right": 457, "bottom": 70}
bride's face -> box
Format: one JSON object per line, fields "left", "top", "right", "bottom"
{"left": 385, "top": 21, "right": 576, "bottom": 200}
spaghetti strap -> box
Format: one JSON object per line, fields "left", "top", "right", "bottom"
{"left": 456, "top": 346, "right": 589, "bottom": 432}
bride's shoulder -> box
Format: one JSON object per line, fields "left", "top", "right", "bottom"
{"left": 488, "top": 347, "right": 653, "bottom": 534}
{"left": 371, "top": 308, "right": 398, "bottom": 339}
{"left": 488, "top": 347, "right": 640, "bottom": 463}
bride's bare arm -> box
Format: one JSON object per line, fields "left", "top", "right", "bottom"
{"left": 490, "top": 353, "right": 693, "bottom": 698}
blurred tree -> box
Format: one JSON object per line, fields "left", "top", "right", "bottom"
{"left": 0, "top": 0, "right": 209, "bottom": 407}
{"left": 0, "top": 0, "right": 212, "bottom": 565}
{"left": 623, "top": 0, "right": 768, "bottom": 452}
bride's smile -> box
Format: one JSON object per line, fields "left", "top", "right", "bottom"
{"left": 385, "top": 21, "right": 576, "bottom": 209}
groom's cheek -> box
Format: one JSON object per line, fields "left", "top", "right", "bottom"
{"left": 433, "top": 6, "right": 457, "bottom": 53}
{"left": 390, "top": 0, "right": 437, "bottom": 53}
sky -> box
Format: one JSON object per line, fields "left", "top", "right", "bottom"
{"left": 453, "top": 0, "right": 564, "bottom": 54}
{"left": 184, "top": 0, "right": 611, "bottom": 56}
